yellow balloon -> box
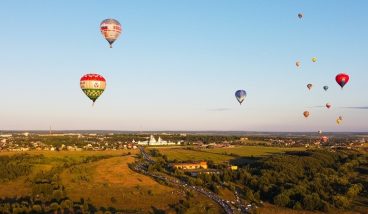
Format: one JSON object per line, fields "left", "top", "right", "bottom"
{"left": 336, "top": 119, "right": 342, "bottom": 125}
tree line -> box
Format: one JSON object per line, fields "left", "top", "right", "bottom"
{"left": 147, "top": 148, "right": 367, "bottom": 212}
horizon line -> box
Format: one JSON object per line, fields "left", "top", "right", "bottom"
{"left": 1, "top": 130, "right": 367, "bottom": 134}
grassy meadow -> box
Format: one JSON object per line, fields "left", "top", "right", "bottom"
{"left": 0, "top": 150, "right": 221, "bottom": 213}
{"left": 155, "top": 146, "right": 305, "bottom": 163}
{"left": 59, "top": 155, "right": 181, "bottom": 211}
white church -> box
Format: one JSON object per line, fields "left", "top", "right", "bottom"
{"left": 136, "top": 135, "right": 178, "bottom": 146}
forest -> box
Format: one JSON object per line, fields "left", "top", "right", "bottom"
{"left": 152, "top": 149, "right": 368, "bottom": 212}
{"left": 237, "top": 150, "right": 367, "bottom": 211}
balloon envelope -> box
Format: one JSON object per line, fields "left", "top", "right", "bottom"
{"left": 312, "top": 57, "right": 317, "bottom": 63}
{"left": 335, "top": 73, "right": 350, "bottom": 88}
{"left": 235, "top": 90, "right": 247, "bottom": 105}
{"left": 303, "top": 111, "right": 310, "bottom": 118}
{"left": 326, "top": 103, "right": 331, "bottom": 109}
{"left": 100, "top": 19, "right": 122, "bottom": 48}
{"left": 307, "top": 84, "right": 313, "bottom": 90}
{"left": 298, "top": 13, "right": 303, "bottom": 19}
{"left": 296, "top": 61, "right": 301, "bottom": 68}
{"left": 321, "top": 136, "right": 329, "bottom": 143}
{"left": 323, "top": 86, "right": 329, "bottom": 91}
{"left": 80, "top": 74, "right": 106, "bottom": 104}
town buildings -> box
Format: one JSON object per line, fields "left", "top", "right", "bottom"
{"left": 172, "top": 161, "right": 208, "bottom": 170}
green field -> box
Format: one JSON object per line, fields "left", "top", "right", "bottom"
{"left": 156, "top": 148, "right": 231, "bottom": 163}
{"left": 209, "top": 146, "right": 305, "bottom": 156}
{"left": 155, "top": 146, "right": 305, "bottom": 163}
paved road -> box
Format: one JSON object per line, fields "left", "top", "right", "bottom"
{"left": 135, "top": 146, "right": 236, "bottom": 214}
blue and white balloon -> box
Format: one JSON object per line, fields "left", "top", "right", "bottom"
{"left": 235, "top": 90, "right": 247, "bottom": 105}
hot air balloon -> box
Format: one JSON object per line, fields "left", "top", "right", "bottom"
{"left": 100, "top": 19, "right": 122, "bottom": 48}
{"left": 326, "top": 103, "right": 331, "bottom": 109}
{"left": 296, "top": 61, "right": 301, "bottom": 68}
{"left": 312, "top": 57, "right": 317, "bottom": 63}
{"left": 303, "top": 111, "right": 310, "bottom": 118}
{"left": 336, "top": 118, "right": 342, "bottom": 125}
{"left": 307, "top": 84, "right": 313, "bottom": 90}
{"left": 335, "top": 73, "right": 350, "bottom": 89}
{"left": 80, "top": 74, "right": 106, "bottom": 105}
{"left": 235, "top": 90, "right": 247, "bottom": 105}
{"left": 321, "top": 136, "right": 329, "bottom": 143}
{"left": 318, "top": 130, "right": 322, "bottom": 134}
{"left": 298, "top": 13, "right": 303, "bottom": 19}
{"left": 323, "top": 86, "right": 329, "bottom": 91}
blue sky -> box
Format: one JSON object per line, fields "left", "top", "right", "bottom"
{"left": 0, "top": 0, "right": 367, "bottom": 131}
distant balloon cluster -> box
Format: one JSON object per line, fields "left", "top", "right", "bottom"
{"left": 77, "top": 13, "right": 352, "bottom": 135}
{"left": 297, "top": 13, "right": 350, "bottom": 130}
{"left": 80, "top": 19, "right": 122, "bottom": 105}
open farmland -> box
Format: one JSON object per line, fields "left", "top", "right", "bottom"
{"left": 208, "top": 146, "right": 305, "bottom": 157}
{"left": 155, "top": 148, "right": 232, "bottom": 163}
{"left": 0, "top": 150, "right": 139, "bottom": 158}
{"left": 155, "top": 146, "right": 305, "bottom": 163}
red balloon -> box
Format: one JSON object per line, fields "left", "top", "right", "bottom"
{"left": 326, "top": 103, "right": 331, "bottom": 109}
{"left": 335, "top": 73, "right": 350, "bottom": 88}
{"left": 321, "top": 136, "right": 329, "bottom": 143}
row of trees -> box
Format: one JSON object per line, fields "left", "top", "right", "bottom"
{"left": 0, "top": 154, "right": 44, "bottom": 182}
{"left": 0, "top": 197, "right": 125, "bottom": 214}
{"left": 231, "top": 150, "right": 367, "bottom": 211}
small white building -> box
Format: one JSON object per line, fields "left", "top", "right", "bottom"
{"left": 137, "top": 135, "right": 177, "bottom": 146}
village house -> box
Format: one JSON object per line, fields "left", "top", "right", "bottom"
{"left": 229, "top": 165, "right": 238, "bottom": 171}
{"left": 172, "top": 161, "right": 208, "bottom": 170}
